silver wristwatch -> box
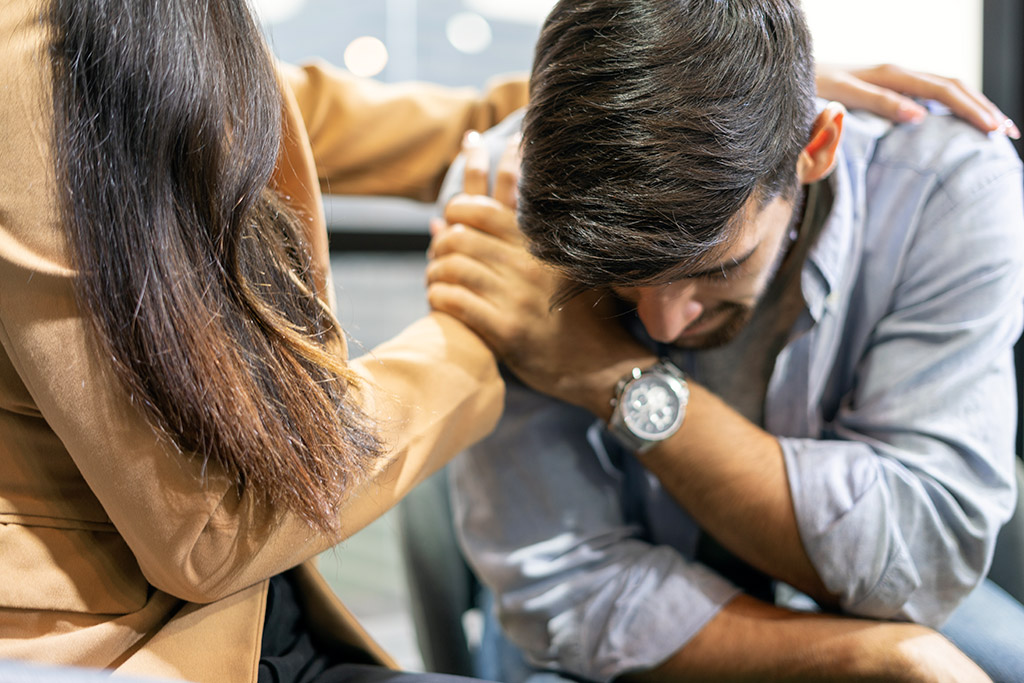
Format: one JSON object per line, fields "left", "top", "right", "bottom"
{"left": 608, "top": 359, "right": 689, "bottom": 454}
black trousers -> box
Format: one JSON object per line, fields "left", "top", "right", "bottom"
{"left": 258, "top": 574, "right": 487, "bottom": 683}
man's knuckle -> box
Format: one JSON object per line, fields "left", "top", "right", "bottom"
{"left": 432, "top": 231, "right": 453, "bottom": 253}
{"left": 449, "top": 229, "right": 476, "bottom": 251}
{"left": 499, "top": 319, "right": 522, "bottom": 343}
{"left": 426, "top": 285, "right": 448, "bottom": 311}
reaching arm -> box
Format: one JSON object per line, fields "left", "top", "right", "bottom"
{"left": 815, "top": 64, "right": 1019, "bottom": 138}
{"left": 279, "top": 61, "right": 528, "bottom": 201}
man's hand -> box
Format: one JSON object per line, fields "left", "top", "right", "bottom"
{"left": 889, "top": 628, "right": 993, "bottom": 683}
{"left": 816, "top": 63, "right": 1019, "bottom": 138}
{"left": 427, "top": 135, "right": 652, "bottom": 414}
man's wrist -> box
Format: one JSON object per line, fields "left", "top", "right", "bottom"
{"left": 608, "top": 359, "right": 689, "bottom": 453}
{"left": 568, "top": 354, "right": 659, "bottom": 421}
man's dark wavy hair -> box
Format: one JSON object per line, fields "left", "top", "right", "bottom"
{"left": 519, "top": 0, "right": 816, "bottom": 298}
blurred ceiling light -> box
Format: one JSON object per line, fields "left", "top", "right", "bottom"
{"left": 464, "top": 0, "right": 557, "bottom": 24}
{"left": 446, "top": 12, "right": 493, "bottom": 54}
{"left": 344, "top": 36, "right": 390, "bottom": 78}
{"left": 251, "top": 0, "right": 308, "bottom": 25}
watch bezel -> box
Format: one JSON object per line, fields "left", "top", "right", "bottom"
{"left": 609, "top": 359, "right": 689, "bottom": 453}
{"left": 618, "top": 371, "right": 688, "bottom": 440}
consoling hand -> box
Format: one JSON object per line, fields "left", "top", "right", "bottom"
{"left": 816, "top": 63, "right": 1019, "bottom": 138}
{"left": 427, "top": 134, "right": 652, "bottom": 413}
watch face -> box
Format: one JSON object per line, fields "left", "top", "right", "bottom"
{"left": 622, "top": 375, "right": 685, "bottom": 440}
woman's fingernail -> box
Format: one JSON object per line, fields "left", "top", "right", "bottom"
{"left": 999, "top": 119, "right": 1021, "bottom": 140}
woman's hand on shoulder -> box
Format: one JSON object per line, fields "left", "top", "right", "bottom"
{"left": 816, "top": 63, "right": 1019, "bottom": 138}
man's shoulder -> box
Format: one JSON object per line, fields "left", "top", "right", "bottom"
{"left": 829, "top": 110, "right": 1024, "bottom": 319}
{"left": 847, "top": 109, "right": 1022, "bottom": 206}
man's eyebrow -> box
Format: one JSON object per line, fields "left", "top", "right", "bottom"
{"left": 678, "top": 243, "right": 760, "bottom": 280}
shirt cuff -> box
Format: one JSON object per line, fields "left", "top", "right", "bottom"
{"left": 541, "top": 548, "right": 741, "bottom": 683}
{"left": 781, "top": 436, "right": 922, "bottom": 619}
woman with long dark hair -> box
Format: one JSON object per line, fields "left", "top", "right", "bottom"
{"left": 0, "top": 0, "right": 1013, "bottom": 682}
{"left": 1, "top": 1, "right": 520, "bottom": 681}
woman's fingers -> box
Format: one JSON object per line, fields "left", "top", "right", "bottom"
{"left": 817, "top": 69, "right": 926, "bottom": 123}
{"left": 462, "top": 130, "right": 491, "bottom": 195}
{"left": 443, "top": 194, "right": 523, "bottom": 245}
{"left": 426, "top": 249, "right": 504, "bottom": 296}
{"left": 493, "top": 134, "right": 523, "bottom": 210}
{"left": 429, "top": 221, "right": 524, "bottom": 273}
{"left": 427, "top": 281, "right": 507, "bottom": 351}
{"left": 850, "top": 64, "right": 1018, "bottom": 137}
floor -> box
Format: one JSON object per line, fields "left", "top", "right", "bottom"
{"left": 321, "top": 251, "right": 432, "bottom": 672}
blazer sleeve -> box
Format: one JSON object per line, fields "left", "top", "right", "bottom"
{"left": 1, "top": 16, "right": 504, "bottom": 605}
{"left": 278, "top": 61, "right": 529, "bottom": 201}
{"left": 0, "top": 249, "right": 503, "bottom": 603}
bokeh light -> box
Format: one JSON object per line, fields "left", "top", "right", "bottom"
{"left": 344, "top": 36, "right": 390, "bottom": 78}
{"left": 464, "top": 0, "right": 557, "bottom": 25}
{"left": 445, "top": 12, "right": 493, "bottom": 55}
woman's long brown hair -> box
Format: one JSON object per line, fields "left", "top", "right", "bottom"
{"left": 48, "top": 0, "right": 382, "bottom": 532}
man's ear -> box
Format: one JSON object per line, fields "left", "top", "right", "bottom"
{"left": 797, "top": 102, "right": 845, "bottom": 184}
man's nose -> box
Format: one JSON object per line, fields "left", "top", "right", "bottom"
{"left": 634, "top": 284, "right": 704, "bottom": 343}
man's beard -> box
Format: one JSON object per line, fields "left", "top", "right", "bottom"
{"left": 672, "top": 301, "right": 754, "bottom": 350}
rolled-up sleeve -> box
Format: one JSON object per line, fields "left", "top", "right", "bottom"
{"left": 452, "top": 382, "right": 740, "bottom": 683}
{"left": 783, "top": 139, "right": 1024, "bottom": 627}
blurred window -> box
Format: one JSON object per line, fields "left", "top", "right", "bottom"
{"left": 257, "top": 0, "right": 554, "bottom": 87}
{"left": 255, "top": 0, "right": 985, "bottom": 238}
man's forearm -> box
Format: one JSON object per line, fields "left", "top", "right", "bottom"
{"left": 579, "top": 371, "right": 832, "bottom": 604}
{"left": 646, "top": 382, "right": 833, "bottom": 603}
{"left": 622, "top": 594, "right": 988, "bottom": 683}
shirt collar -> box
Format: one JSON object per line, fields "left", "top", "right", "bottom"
{"left": 801, "top": 107, "right": 890, "bottom": 321}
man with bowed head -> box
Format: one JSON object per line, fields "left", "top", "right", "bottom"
{"left": 427, "top": 0, "right": 1024, "bottom": 680}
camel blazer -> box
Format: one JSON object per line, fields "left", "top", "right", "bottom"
{"left": 0, "top": 2, "right": 526, "bottom": 681}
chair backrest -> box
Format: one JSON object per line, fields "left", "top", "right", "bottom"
{"left": 989, "top": 457, "right": 1024, "bottom": 604}
{"left": 396, "top": 466, "right": 478, "bottom": 676}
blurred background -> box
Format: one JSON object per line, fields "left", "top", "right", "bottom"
{"left": 253, "top": 0, "right": 1022, "bottom": 672}
{"left": 259, "top": 0, "right": 987, "bottom": 88}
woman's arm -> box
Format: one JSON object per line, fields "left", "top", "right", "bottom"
{"left": 816, "top": 63, "right": 1019, "bottom": 137}
{"left": 279, "top": 61, "right": 529, "bottom": 201}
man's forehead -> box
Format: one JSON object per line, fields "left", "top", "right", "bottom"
{"left": 646, "top": 194, "right": 794, "bottom": 283}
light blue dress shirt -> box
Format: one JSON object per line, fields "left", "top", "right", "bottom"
{"left": 447, "top": 109, "right": 1024, "bottom": 683}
